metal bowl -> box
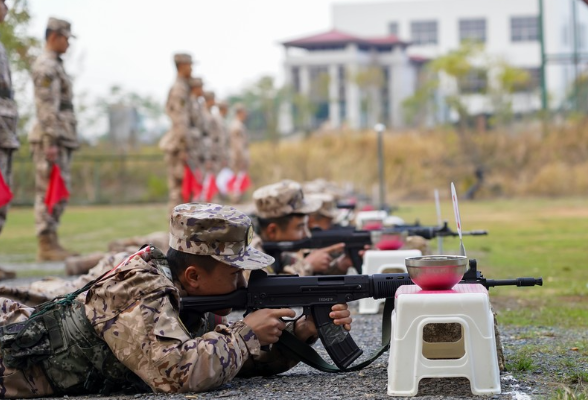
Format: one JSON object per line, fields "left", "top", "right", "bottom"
{"left": 405, "top": 255, "right": 469, "bottom": 290}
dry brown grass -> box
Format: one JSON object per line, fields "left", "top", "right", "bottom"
{"left": 249, "top": 122, "right": 588, "bottom": 199}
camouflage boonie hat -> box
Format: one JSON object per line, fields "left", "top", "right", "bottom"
{"left": 174, "top": 53, "right": 193, "bottom": 65}
{"left": 190, "top": 77, "right": 203, "bottom": 88}
{"left": 253, "top": 180, "right": 321, "bottom": 219}
{"left": 303, "top": 178, "right": 347, "bottom": 200}
{"left": 305, "top": 193, "right": 339, "bottom": 219}
{"left": 47, "top": 17, "right": 75, "bottom": 38}
{"left": 203, "top": 91, "right": 215, "bottom": 101}
{"left": 170, "top": 203, "right": 274, "bottom": 270}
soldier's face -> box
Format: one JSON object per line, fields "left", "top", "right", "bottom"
{"left": 272, "top": 215, "right": 311, "bottom": 242}
{"left": 185, "top": 261, "right": 245, "bottom": 295}
{"left": 178, "top": 63, "right": 192, "bottom": 77}
{"left": 0, "top": 1, "right": 8, "bottom": 23}
{"left": 191, "top": 86, "right": 202, "bottom": 97}
{"left": 54, "top": 34, "right": 69, "bottom": 53}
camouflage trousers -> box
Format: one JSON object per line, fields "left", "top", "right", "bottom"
{"left": 164, "top": 150, "right": 184, "bottom": 217}
{"left": 32, "top": 144, "right": 73, "bottom": 236}
{"left": 0, "top": 148, "right": 14, "bottom": 236}
{"left": 0, "top": 297, "right": 55, "bottom": 398}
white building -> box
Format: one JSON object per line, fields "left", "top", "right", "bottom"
{"left": 281, "top": 0, "right": 588, "bottom": 131}
{"left": 334, "top": 0, "right": 588, "bottom": 117}
{"left": 281, "top": 30, "right": 426, "bottom": 131}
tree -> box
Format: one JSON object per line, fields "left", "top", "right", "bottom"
{"left": 229, "top": 76, "right": 291, "bottom": 142}
{"left": 354, "top": 65, "right": 385, "bottom": 127}
{"left": 402, "top": 41, "right": 532, "bottom": 130}
{"left": 77, "top": 85, "right": 165, "bottom": 147}
{"left": 0, "top": 0, "right": 41, "bottom": 133}
{"left": 488, "top": 62, "right": 531, "bottom": 127}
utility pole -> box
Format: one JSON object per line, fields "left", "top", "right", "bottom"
{"left": 572, "top": 0, "right": 580, "bottom": 112}
{"left": 538, "top": 0, "right": 548, "bottom": 114}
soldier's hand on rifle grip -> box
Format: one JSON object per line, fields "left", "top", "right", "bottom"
{"left": 336, "top": 244, "right": 371, "bottom": 273}
{"left": 243, "top": 308, "right": 296, "bottom": 346}
{"left": 293, "top": 304, "right": 352, "bottom": 344}
{"left": 305, "top": 243, "right": 344, "bottom": 273}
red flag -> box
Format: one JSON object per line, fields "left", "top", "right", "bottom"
{"left": 45, "top": 164, "right": 69, "bottom": 214}
{"left": 227, "top": 172, "right": 251, "bottom": 195}
{"left": 202, "top": 173, "right": 218, "bottom": 202}
{"left": 182, "top": 164, "right": 195, "bottom": 202}
{"left": 191, "top": 168, "right": 203, "bottom": 201}
{"left": 0, "top": 171, "right": 13, "bottom": 208}
{"left": 181, "top": 164, "right": 203, "bottom": 202}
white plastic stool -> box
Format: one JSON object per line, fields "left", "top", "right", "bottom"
{"left": 355, "top": 210, "right": 388, "bottom": 229}
{"left": 387, "top": 284, "right": 501, "bottom": 397}
{"left": 358, "top": 250, "right": 421, "bottom": 314}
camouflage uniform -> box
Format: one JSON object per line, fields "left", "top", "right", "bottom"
{"left": 229, "top": 115, "right": 249, "bottom": 173}
{"left": 0, "top": 251, "right": 129, "bottom": 306}
{"left": 208, "top": 112, "right": 228, "bottom": 173}
{"left": 28, "top": 19, "right": 78, "bottom": 238}
{"left": 252, "top": 180, "right": 347, "bottom": 276}
{"left": 0, "top": 203, "right": 302, "bottom": 398}
{"left": 0, "top": 231, "right": 169, "bottom": 304}
{"left": 159, "top": 53, "right": 192, "bottom": 215}
{"left": 0, "top": 34, "right": 18, "bottom": 244}
{"left": 187, "top": 77, "right": 205, "bottom": 176}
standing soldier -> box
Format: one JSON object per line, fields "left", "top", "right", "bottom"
{"left": 28, "top": 17, "right": 78, "bottom": 261}
{"left": 0, "top": 0, "right": 17, "bottom": 279}
{"left": 187, "top": 76, "right": 205, "bottom": 178}
{"left": 159, "top": 53, "right": 192, "bottom": 215}
{"left": 215, "top": 100, "right": 230, "bottom": 171}
{"left": 203, "top": 90, "right": 225, "bottom": 174}
{"left": 228, "top": 103, "right": 250, "bottom": 202}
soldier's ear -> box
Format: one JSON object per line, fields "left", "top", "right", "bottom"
{"left": 183, "top": 265, "right": 201, "bottom": 290}
{"left": 265, "top": 223, "right": 279, "bottom": 241}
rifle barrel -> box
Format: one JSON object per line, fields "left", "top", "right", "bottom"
{"left": 485, "top": 277, "right": 543, "bottom": 287}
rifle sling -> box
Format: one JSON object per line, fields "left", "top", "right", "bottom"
{"left": 275, "top": 297, "right": 394, "bottom": 373}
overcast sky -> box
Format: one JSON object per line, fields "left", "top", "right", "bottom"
{"left": 27, "top": 0, "right": 368, "bottom": 103}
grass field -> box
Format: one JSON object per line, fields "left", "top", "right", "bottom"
{"left": 1, "top": 197, "right": 587, "bottom": 328}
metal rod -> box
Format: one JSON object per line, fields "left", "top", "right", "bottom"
{"left": 375, "top": 123, "right": 386, "bottom": 211}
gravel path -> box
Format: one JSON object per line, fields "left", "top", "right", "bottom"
{"left": 8, "top": 304, "right": 584, "bottom": 400}
{"left": 0, "top": 269, "right": 584, "bottom": 400}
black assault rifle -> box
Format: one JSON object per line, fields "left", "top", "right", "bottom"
{"left": 332, "top": 221, "right": 487, "bottom": 240}
{"left": 262, "top": 222, "right": 487, "bottom": 273}
{"left": 262, "top": 229, "right": 372, "bottom": 274}
{"left": 180, "top": 259, "right": 542, "bottom": 371}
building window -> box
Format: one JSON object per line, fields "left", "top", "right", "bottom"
{"left": 511, "top": 16, "right": 539, "bottom": 42}
{"left": 459, "top": 19, "right": 486, "bottom": 43}
{"left": 411, "top": 20, "right": 438, "bottom": 45}
{"left": 513, "top": 67, "right": 541, "bottom": 92}
{"left": 459, "top": 69, "right": 487, "bottom": 94}
{"left": 389, "top": 22, "right": 399, "bottom": 36}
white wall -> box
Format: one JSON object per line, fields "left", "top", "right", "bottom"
{"left": 333, "top": 0, "right": 588, "bottom": 109}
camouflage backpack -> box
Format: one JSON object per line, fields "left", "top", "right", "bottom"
{"left": 0, "top": 248, "right": 170, "bottom": 395}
